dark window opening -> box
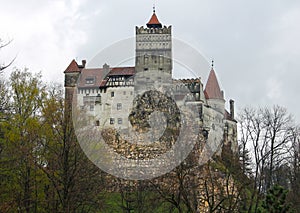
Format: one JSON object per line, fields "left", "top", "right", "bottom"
{"left": 118, "top": 118, "right": 122, "bottom": 124}
{"left": 117, "top": 103, "right": 122, "bottom": 110}
{"left": 110, "top": 118, "right": 115, "bottom": 124}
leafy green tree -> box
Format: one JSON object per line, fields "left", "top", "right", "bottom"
{"left": 0, "top": 68, "right": 47, "bottom": 212}
{"left": 40, "top": 84, "right": 105, "bottom": 212}
{"left": 0, "top": 69, "right": 105, "bottom": 212}
{"left": 259, "top": 184, "right": 291, "bottom": 213}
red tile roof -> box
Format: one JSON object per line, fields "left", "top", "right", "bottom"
{"left": 147, "top": 12, "right": 162, "bottom": 28}
{"left": 108, "top": 67, "right": 135, "bottom": 76}
{"left": 148, "top": 13, "right": 161, "bottom": 25}
{"left": 77, "top": 67, "right": 135, "bottom": 88}
{"left": 77, "top": 68, "right": 103, "bottom": 88}
{"left": 225, "top": 110, "right": 237, "bottom": 122}
{"left": 100, "top": 79, "right": 108, "bottom": 87}
{"left": 64, "top": 59, "right": 81, "bottom": 73}
{"left": 204, "top": 68, "right": 224, "bottom": 100}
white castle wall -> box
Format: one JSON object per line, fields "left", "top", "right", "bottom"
{"left": 77, "top": 86, "right": 134, "bottom": 130}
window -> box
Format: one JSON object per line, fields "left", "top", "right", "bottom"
{"left": 118, "top": 118, "right": 122, "bottom": 124}
{"left": 90, "top": 104, "right": 94, "bottom": 111}
{"left": 95, "top": 94, "right": 101, "bottom": 104}
{"left": 86, "top": 77, "right": 95, "bottom": 84}
{"left": 83, "top": 96, "right": 88, "bottom": 105}
{"left": 110, "top": 118, "right": 115, "bottom": 124}
{"left": 95, "top": 120, "right": 100, "bottom": 126}
{"left": 117, "top": 103, "right": 122, "bottom": 110}
{"left": 111, "top": 91, "right": 114, "bottom": 97}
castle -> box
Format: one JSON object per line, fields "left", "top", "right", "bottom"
{"left": 64, "top": 8, "right": 238, "bottom": 172}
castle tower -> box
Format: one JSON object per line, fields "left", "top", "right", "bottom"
{"left": 64, "top": 59, "right": 86, "bottom": 110}
{"left": 135, "top": 7, "right": 172, "bottom": 75}
{"left": 204, "top": 62, "right": 225, "bottom": 114}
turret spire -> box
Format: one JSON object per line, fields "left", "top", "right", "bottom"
{"left": 204, "top": 61, "right": 224, "bottom": 100}
{"left": 147, "top": 6, "right": 162, "bottom": 28}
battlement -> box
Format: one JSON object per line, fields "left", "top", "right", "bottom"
{"left": 136, "top": 26, "right": 172, "bottom": 34}
{"left": 173, "top": 78, "right": 202, "bottom": 84}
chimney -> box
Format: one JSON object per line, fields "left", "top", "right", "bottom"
{"left": 103, "top": 63, "right": 110, "bottom": 77}
{"left": 230, "top": 99, "right": 235, "bottom": 119}
{"left": 82, "top": 60, "right": 86, "bottom": 68}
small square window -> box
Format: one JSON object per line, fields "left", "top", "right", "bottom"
{"left": 96, "top": 120, "right": 100, "bottom": 126}
{"left": 90, "top": 105, "right": 94, "bottom": 111}
{"left": 117, "top": 103, "right": 122, "bottom": 110}
{"left": 118, "top": 118, "right": 122, "bottom": 124}
{"left": 110, "top": 118, "right": 115, "bottom": 125}
{"left": 86, "top": 77, "right": 95, "bottom": 84}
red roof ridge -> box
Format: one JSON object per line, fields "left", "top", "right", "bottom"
{"left": 108, "top": 66, "right": 135, "bottom": 76}
{"left": 111, "top": 66, "right": 135, "bottom": 70}
{"left": 64, "top": 59, "right": 80, "bottom": 73}
{"left": 204, "top": 68, "right": 224, "bottom": 100}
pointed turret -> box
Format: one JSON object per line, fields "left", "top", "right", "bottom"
{"left": 64, "top": 59, "right": 84, "bottom": 88}
{"left": 147, "top": 6, "right": 162, "bottom": 28}
{"left": 204, "top": 61, "right": 225, "bottom": 114}
{"left": 204, "top": 62, "right": 224, "bottom": 100}
{"left": 64, "top": 59, "right": 80, "bottom": 73}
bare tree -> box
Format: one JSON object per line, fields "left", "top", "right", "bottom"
{"left": 203, "top": 167, "right": 238, "bottom": 212}
{"left": 0, "top": 39, "right": 15, "bottom": 73}
{"left": 287, "top": 126, "right": 300, "bottom": 210}
{"left": 147, "top": 149, "right": 200, "bottom": 213}
{"left": 238, "top": 106, "right": 295, "bottom": 212}
{"left": 262, "top": 106, "right": 294, "bottom": 189}
{"left": 0, "top": 79, "right": 9, "bottom": 122}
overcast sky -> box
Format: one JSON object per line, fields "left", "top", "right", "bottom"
{"left": 1, "top": 0, "right": 300, "bottom": 122}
